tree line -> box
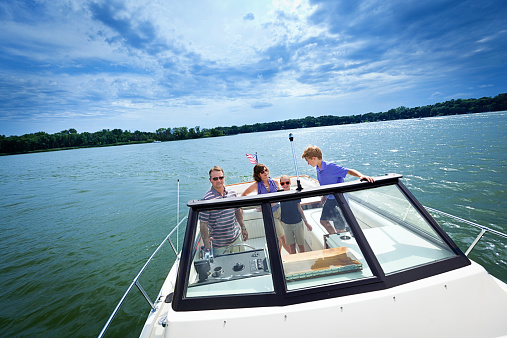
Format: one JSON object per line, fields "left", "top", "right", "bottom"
{"left": 1, "top": 93, "right": 506, "bottom": 155}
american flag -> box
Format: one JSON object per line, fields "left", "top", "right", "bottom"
{"left": 246, "top": 153, "right": 258, "bottom": 164}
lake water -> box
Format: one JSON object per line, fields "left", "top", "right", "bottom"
{"left": 1, "top": 112, "right": 506, "bottom": 337}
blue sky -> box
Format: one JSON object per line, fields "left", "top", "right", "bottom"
{"left": 1, "top": 0, "right": 506, "bottom": 136}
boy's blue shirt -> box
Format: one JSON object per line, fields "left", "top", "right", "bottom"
{"left": 316, "top": 160, "right": 349, "bottom": 199}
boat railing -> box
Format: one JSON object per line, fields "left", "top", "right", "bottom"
{"left": 425, "top": 207, "right": 507, "bottom": 256}
{"left": 98, "top": 215, "right": 188, "bottom": 338}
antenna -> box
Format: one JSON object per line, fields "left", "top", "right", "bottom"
{"left": 289, "top": 133, "right": 303, "bottom": 191}
{"left": 177, "top": 179, "right": 180, "bottom": 252}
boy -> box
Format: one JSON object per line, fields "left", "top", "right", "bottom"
{"left": 279, "top": 175, "right": 312, "bottom": 254}
{"left": 301, "top": 145, "right": 374, "bottom": 234}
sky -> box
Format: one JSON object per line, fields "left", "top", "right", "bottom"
{"left": 1, "top": 0, "right": 506, "bottom": 136}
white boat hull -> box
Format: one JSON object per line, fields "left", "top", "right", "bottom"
{"left": 138, "top": 175, "right": 507, "bottom": 338}
{"left": 141, "top": 260, "right": 507, "bottom": 337}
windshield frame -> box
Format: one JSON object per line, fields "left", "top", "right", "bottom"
{"left": 172, "top": 174, "right": 470, "bottom": 311}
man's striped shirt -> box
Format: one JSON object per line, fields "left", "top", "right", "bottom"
{"left": 199, "top": 187, "right": 240, "bottom": 247}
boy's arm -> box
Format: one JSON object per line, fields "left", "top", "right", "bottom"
{"left": 347, "top": 169, "right": 375, "bottom": 183}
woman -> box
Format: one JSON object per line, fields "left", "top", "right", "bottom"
{"left": 242, "top": 164, "right": 290, "bottom": 253}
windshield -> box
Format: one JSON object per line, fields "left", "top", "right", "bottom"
{"left": 178, "top": 176, "right": 462, "bottom": 308}
{"left": 185, "top": 204, "right": 275, "bottom": 298}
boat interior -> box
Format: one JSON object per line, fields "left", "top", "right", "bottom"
{"left": 173, "top": 174, "right": 470, "bottom": 310}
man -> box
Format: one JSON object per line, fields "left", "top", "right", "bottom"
{"left": 302, "top": 145, "right": 374, "bottom": 234}
{"left": 199, "top": 166, "right": 248, "bottom": 256}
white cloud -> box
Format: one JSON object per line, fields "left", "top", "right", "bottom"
{"left": 0, "top": 0, "right": 506, "bottom": 136}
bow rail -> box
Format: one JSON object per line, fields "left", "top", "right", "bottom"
{"left": 97, "top": 215, "right": 187, "bottom": 338}
{"left": 98, "top": 205, "right": 505, "bottom": 337}
{"left": 425, "top": 207, "right": 507, "bottom": 256}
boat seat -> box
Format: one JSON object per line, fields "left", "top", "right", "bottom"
{"left": 244, "top": 218, "right": 265, "bottom": 239}
{"left": 242, "top": 208, "right": 263, "bottom": 220}
{"left": 242, "top": 208, "right": 268, "bottom": 249}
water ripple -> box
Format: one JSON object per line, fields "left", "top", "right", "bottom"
{"left": 0, "top": 112, "right": 505, "bottom": 337}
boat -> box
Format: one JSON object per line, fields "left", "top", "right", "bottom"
{"left": 99, "top": 172, "right": 507, "bottom": 337}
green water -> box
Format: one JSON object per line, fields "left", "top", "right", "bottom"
{"left": 1, "top": 112, "right": 505, "bottom": 337}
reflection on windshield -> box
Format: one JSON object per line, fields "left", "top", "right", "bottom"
{"left": 184, "top": 183, "right": 458, "bottom": 298}
{"left": 348, "top": 185, "right": 456, "bottom": 275}
{"left": 186, "top": 205, "right": 274, "bottom": 298}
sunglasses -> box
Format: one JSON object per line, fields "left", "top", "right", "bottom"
{"left": 280, "top": 182, "right": 290, "bottom": 186}
{"left": 211, "top": 176, "right": 225, "bottom": 181}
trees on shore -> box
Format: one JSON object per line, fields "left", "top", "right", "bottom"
{"left": 1, "top": 93, "right": 506, "bottom": 155}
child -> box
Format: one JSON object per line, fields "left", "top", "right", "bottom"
{"left": 279, "top": 175, "right": 312, "bottom": 254}
{"left": 301, "top": 145, "right": 374, "bottom": 234}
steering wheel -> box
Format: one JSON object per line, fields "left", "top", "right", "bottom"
{"left": 222, "top": 243, "right": 256, "bottom": 255}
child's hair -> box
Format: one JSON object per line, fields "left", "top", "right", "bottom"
{"left": 280, "top": 175, "right": 290, "bottom": 182}
{"left": 302, "top": 145, "right": 322, "bottom": 160}
{"left": 253, "top": 164, "right": 269, "bottom": 182}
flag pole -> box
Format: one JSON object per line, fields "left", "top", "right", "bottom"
{"left": 289, "top": 133, "right": 303, "bottom": 191}
{"left": 246, "top": 153, "right": 259, "bottom": 164}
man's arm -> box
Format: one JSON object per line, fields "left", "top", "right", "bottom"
{"left": 235, "top": 208, "right": 248, "bottom": 241}
{"left": 348, "top": 169, "right": 375, "bottom": 183}
{"left": 200, "top": 221, "right": 211, "bottom": 250}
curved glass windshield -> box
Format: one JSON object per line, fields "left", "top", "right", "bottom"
{"left": 277, "top": 194, "right": 374, "bottom": 291}
{"left": 182, "top": 179, "right": 459, "bottom": 302}
{"left": 347, "top": 185, "right": 456, "bottom": 274}
{"left": 185, "top": 204, "right": 274, "bottom": 298}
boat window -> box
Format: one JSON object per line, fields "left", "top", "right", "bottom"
{"left": 276, "top": 195, "right": 374, "bottom": 291}
{"left": 178, "top": 176, "right": 471, "bottom": 310}
{"left": 184, "top": 204, "right": 274, "bottom": 298}
{"left": 347, "top": 185, "right": 456, "bottom": 274}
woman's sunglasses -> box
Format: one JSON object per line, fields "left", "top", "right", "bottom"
{"left": 280, "top": 182, "right": 290, "bottom": 186}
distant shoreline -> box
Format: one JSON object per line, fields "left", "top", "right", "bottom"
{"left": 1, "top": 93, "right": 506, "bottom": 156}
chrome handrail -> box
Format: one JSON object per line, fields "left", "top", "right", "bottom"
{"left": 98, "top": 215, "right": 187, "bottom": 338}
{"left": 425, "top": 207, "right": 507, "bottom": 256}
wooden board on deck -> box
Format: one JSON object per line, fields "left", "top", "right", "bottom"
{"left": 282, "top": 247, "right": 362, "bottom": 281}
